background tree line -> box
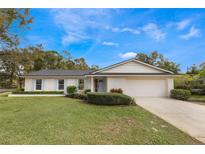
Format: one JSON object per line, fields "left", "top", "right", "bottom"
{"left": 0, "top": 45, "right": 99, "bottom": 88}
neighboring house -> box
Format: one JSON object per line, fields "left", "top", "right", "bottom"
{"left": 23, "top": 58, "right": 176, "bottom": 97}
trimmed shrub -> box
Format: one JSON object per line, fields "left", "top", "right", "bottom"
{"left": 12, "top": 91, "right": 64, "bottom": 94}
{"left": 84, "top": 89, "right": 91, "bottom": 94}
{"left": 170, "top": 89, "right": 191, "bottom": 100}
{"left": 174, "top": 85, "right": 190, "bottom": 90}
{"left": 189, "top": 80, "right": 204, "bottom": 89}
{"left": 16, "top": 88, "right": 24, "bottom": 92}
{"left": 67, "top": 93, "right": 87, "bottom": 100}
{"left": 110, "top": 88, "right": 123, "bottom": 94}
{"left": 198, "top": 84, "right": 205, "bottom": 90}
{"left": 174, "top": 75, "right": 204, "bottom": 90}
{"left": 67, "top": 86, "right": 77, "bottom": 95}
{"left": 191, "top": 89, "right": 205, "bottom": 95}
{"left": 87, "top": 92, "right": 133, "bottom": 105}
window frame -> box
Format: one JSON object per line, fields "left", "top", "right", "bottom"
{"left": 35, "top": 79, "right": 42, "bottom": 90}
{"left": 78, "top": 79, "right": 84, "bottom": 90}
{"left": 58, "top": 79, "right": 64, "bottom": 90}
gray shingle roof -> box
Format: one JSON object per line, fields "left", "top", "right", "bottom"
{"left": 24, "top": 69, "right": 93, "bottom": 76}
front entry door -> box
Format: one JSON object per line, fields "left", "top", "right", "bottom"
{"left": 94, "top": 79, "right": 105, "bottom": 92}
{"left": 98, "top": 80, "right": 104, "bottom": 92}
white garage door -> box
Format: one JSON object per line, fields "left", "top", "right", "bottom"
{"left": 124, "top": 78, "right": 167, "bottom": 97}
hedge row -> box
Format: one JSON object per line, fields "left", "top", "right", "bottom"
{"left": 87, "top": 92, "right": 134, "bottom": 105}
{"left": 170, "top": 89, "right": 191, "bottom": 100}
{"left": 12, "top": 91, "right": 64, "bottom": 94}
{"left": 67, "top": 93, "right": 87, "bottom": 100}
{"left": 191, "top": 89, "right": 205, "bottom": 95}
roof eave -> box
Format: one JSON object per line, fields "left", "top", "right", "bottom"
{"left": 22, "top": 75, "right": 86, "bottom": 77}
{"left": 85, "top": 74, "right": 181, "bottom": 77}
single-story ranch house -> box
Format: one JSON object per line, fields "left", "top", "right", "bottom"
{"left": 23, "top": 58, "right": 177, "bottom": 97}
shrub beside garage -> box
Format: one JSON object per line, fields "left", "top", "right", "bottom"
{"left": 174, "top": 76, "right": 205, "bottom": 95}
{"left": 87, "top": 92, "right": 134, "bottom": 105}
{"left": 170, "top": 89, "right": 191, "bottom": 100}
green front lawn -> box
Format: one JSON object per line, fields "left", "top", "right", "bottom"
{"left": 0, "top": 96, "right": 201, "bottom": 144}
{"left": 188, "top": 95, "right": 205, "bottom": 103}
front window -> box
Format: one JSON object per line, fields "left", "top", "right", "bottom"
{"left": 58, "top": 79, "right": 64, "bottom": 90}
{"left": 36, "top": 79, "right": 42, "bottom": 90}
{"left": 78, "top": 79, "right": 84, "bottom": 90}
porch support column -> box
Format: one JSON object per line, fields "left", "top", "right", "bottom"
{"left": 167, "top": 78, "right": 174, "bottom": 97}
{"left": 106, "top": 77, "right": 109, "bottom": 92}
{"left": 90, "top": 76, "right": 94, "bottom": 92}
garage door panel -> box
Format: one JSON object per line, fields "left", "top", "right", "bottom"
{"left": 124, "top": 79, "right": 167, "bottom": 97}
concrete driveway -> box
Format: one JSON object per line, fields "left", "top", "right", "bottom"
{"left": 135, "top": 97, "right": 205, "bottom": 143}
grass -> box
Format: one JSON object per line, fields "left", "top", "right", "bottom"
{"left": 0, "top": 96, "right": 201, "bottom": 144}
{"left": 188, "top": 95, "right": 205, "bottom": 103}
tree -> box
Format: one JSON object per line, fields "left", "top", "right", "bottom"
{"left": 187, "top": 64, "right": 200, "bottom": 75}
{"left": 199, "top": 68, "right": 205, "bottom": 79}
{"left": 74, "top": 58, "right": 89, "bottom": 70}
{"left": 25, "top": 45, "right": 45, "bottom": 72}
{"left": 135, "top": 51, "right": 159, "bottom": 65}
{"left": 0, "top": 49, "right": 22, "bottom": 87}
{"left": 0, "top": 45, "right": 94, "bottom": 88}
{"left": 0, "top": 72, "right": 10, "bottom": 88}
{"left": 90, "top": 65, "right": 99, "bottom": 70}
{"left": 0, "top": 9, "right": 33, "bottom": 48}
{"left": 156, "top": 58, "right": 180, "bottom": 74}
{"left": 136, "top": 51, "right": 180, "bottom": 73}
{"left": 44, "top": 50, "right": 63, "bottom": 69}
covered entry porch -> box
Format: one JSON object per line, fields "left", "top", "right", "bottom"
{"left": 90, "top": 77, "right": 107, "bottom": 92}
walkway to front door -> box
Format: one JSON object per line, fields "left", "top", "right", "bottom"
{"left": 135, "top": 97, "right": 205, "bottom": 143}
